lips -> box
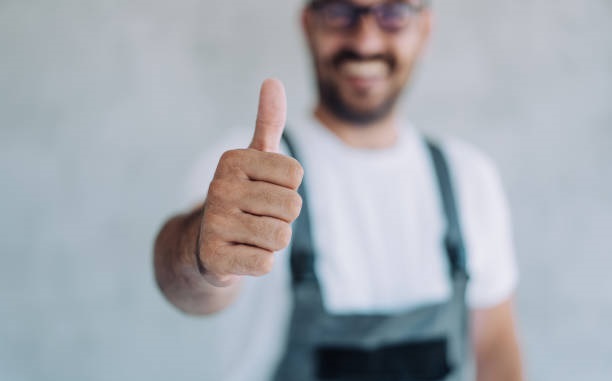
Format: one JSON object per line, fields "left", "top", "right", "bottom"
{"left": 340, "top": 60, "right": 389, "bottom": 79}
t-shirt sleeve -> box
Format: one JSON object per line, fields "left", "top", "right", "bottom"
{"left": 443, "top": 139, "right": 519, "bottom": 309}
{"left": 182, "top": 129, "right": 252, "bottom": 210}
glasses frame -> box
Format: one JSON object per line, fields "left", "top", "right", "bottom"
{"left": 308, "top": 0, "right": 430, "bottom": 33}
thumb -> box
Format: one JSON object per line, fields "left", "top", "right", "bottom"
{"left": 249, "top": 78, "right": 287, "bottom": 153}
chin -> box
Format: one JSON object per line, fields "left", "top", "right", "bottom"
{"left": 335, "top": 102, "right": 395, "bottom": 126}
{"left": 340, "top": 94, "right": 396, "bottom": 123}
{"left": 318, "top": 78, "right": 401, "bottom": 125}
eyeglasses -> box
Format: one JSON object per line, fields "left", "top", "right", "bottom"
{"left": 308, "top": 0, "right": 429, "bottom": 33}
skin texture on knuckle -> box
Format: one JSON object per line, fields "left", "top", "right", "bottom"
{"left": 199, "top": 238, "right": 225, "bottom": 275}
{"left": 209, "top": 210, "right": 247, "bottom": 248}
{"left": 248, "top": 216, "right": 286, "bottom": 252}
{"left": 201, "top": 213, "right": 241, "bottom": 268}
{"left": 282, "top": 192, "right": 303, "bottom": 222}
{"left": 217, "top": 149, "right": 249, "bottom": 177}
{"left": 207, "top": 179, "right": 228, "bottom": 203}
{"left": 219, "top": 149, "right": 241, "bottom": 166}
{"left": 201, "top": 202, "right": 224, "bottom": 233}
{"left": 287, "top": 158, "right": 305, "bottom": 189}
{"left": 203, "top": 244, "right": 244, "bottom": 287}
{"left": 206, "top": 179, "right": 244, "bottom": 216}
{"left": 251, "top": 251, "right": 275, "bottom": 276}
{"left": 220, "top": 245, "right": 271, "bottom": 278}
{"left": 275, "top": 224, "right": 293, "bottom": 250}
{"left": 259, "top": 254, "right": 275, "bottom": 276}
{"left": 257, "top": 218, "right": 278, "bottom": 247}
{"left": 224, "top": 248, "right": 247, "bottom": 275}
{"left": 290, "top": 193, "right": 303, "bottom": 220}
{"left": 201, "top": 261, "right": 239, "bottom": 288}
{"left": 259, "top": 185, "right": 276, "bottom": 206}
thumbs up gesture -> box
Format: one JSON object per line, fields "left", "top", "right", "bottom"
{"left": 198, "top": 79, "right": 304, "bottom": 287}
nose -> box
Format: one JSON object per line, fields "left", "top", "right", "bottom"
{"left": 347, "top": 14, "right": 387, "bottom": 57}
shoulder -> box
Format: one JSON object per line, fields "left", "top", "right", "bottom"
{"left": 438, "top": 137, "right": 501, "bottom": 189}
{"left": 432, "top": 134, "right": 511, "bottom": 233}
{"left": 432, "top": 135, "right": 518, "bottom": 309}
{"left": 434, "top": 137, "right": 509, "bottom": 221}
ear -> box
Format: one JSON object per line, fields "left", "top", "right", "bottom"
{"left": 301, "top": 7, "right": 316, "bottom": 49}
{"left": 415, "top": 9, "right": 433, "bottom": 55}
{"left": 301, "top": 7, "right": 312, "bottom": 37}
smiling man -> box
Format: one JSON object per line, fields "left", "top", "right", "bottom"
{"left": 153, "top": 1, "right": 524, "bottom": 380}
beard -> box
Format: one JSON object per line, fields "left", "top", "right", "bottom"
{"left": 315, "top": 49, "right": 404, "bottom": 126}
{"left": 318, "top": 79, "right": 401, "bottom": 126}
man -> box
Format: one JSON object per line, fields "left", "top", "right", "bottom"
{"left": 154, "top": 0, "right": 524, "bottom": 380}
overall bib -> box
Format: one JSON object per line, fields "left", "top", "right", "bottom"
{"left": 274, "top": 132, "right": 472, "bottom": 381}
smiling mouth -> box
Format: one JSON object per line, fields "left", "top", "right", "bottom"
{"left": 340, "top": 60, "right": 389, "bottom": 80}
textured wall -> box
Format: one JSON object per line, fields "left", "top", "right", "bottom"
{"left": 1, "top": 0, "right": 611, "bottom": 380}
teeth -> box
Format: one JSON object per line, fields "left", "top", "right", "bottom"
{"left": 341, "top": 61, "right": 388, "bottom": 78}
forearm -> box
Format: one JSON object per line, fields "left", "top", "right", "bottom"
{"left": 475, "top": 338, "right": 523, "bottom": 381}
{"left": 153, "top": 206, "right": 241, "bottom": 315}
{"left": 473, "top": 300, "right": 524, "bottom": 381}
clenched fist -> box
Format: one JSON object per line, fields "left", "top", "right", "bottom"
{"left": 198, "top": 79, "right": 304, "bottom": 287}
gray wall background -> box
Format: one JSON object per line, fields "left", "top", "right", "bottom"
{"left": 1, "top": 0, "right": 611, "bottom": 380}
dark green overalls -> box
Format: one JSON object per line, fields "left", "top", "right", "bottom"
{"left": 273, "top": 132, "right": 472, "bottom": 381}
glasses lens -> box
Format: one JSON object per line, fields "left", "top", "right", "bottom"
{"left": 319, "top": 2, "right": 355, "bottom": 29}
{"left": 375, "top": 3, "right": 413, "bottom": 31}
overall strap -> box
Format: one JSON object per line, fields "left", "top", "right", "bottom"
{"left": 426, "top": 139, "right": 469, "bottom": 278}
{"left": 281, "top": 131, "right": 318, "bottom": 285}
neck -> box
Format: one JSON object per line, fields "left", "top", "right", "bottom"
{"left": 313, "top": 104, "right": 399, "bottom": 149}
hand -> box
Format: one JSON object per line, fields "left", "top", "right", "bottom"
{"left": 198, "top": 79, "right": 304, "bottom": 287}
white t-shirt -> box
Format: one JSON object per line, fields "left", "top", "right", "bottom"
{"left": 182, "top": 116, "right": 518, "bottom": 381}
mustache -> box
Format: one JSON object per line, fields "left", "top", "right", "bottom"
{"left": 331, "top": 50, "right": 396, "bottom": 70}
